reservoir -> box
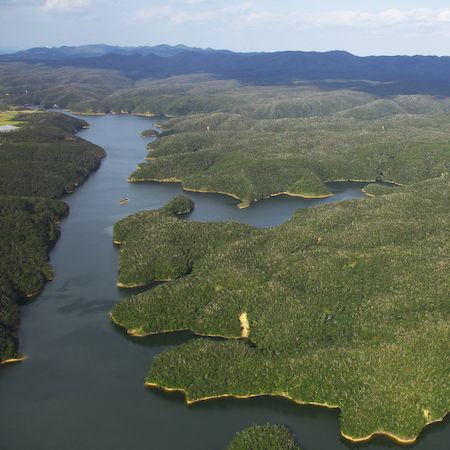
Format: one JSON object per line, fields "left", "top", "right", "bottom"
{"left": 0, "top": 112, "right": 448, "bottom": 450}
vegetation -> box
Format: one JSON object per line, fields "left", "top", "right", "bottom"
{"left": 4, "top": 49, "right": 450, "bottom": 96}
{"left": 140, "top": 129, "right": 159, "bottom": 137}
{"left": 228, "top": 424, "right": 301, "bottom": 450}
{"left": 0, "top": 111, "right": 105, "bottom": 198}
{"left": 3, "top": 48, "right": 450, "bottom": 444}
{"left": 0, "top": 196, "right": 68, "bottom": 361}
{"left": 128, "top": 111, "right": 450, "bottom": 206}
{"left": 5, "top": 53, "right": 450, "bottom": 118}
{"left": 0, "top": 111, "right": 105, "bottom": 363}
{"left": 111, "top": 177, "right": 450, "bottom": 442}
{"left": 0, "top": 44, "right": 227, "bottom": 61}
{"left": 0, "top": 110, "right": 25, "bottom": 126}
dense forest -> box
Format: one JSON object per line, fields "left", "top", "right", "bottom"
{"left": 112, "top": 175, "right": 450, "bottom": 442}
{"left": 4, "top": 46, "right": 450, "bottom": 116}
{"left": 0, "top": 110, "right": 105, "bottom": 362}
{"left": 130, "top": 111, "right": 450, "bottom": 206}
{"left": 2, "top": 46, "right": 450, "bottom": 208}
{"left": 228, "top": 424, "right": 301, "bottom": 450}
{"left": 1, "top": 45, "right": 450, "bottom": 445}
{"left": 99, "top": 49, "right": 449, "bottom": 442}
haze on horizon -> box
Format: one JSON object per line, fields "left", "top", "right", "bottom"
{"left": 1, "top": 0, "right": 450, "bottom": 57}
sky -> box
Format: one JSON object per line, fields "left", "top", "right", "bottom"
{"left": 2, "top": 0, "right": 450, "bottom": 56}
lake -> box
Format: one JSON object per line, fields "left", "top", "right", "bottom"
{"left": 0, "top": 112, "right": 448, "bottom": 450}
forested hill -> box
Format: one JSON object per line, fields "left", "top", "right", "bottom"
{"left": 0, "top": 112, "right": 106, "bottom": 363}
{"left": 3, "top": 47, "right": 450, "bottom": 94}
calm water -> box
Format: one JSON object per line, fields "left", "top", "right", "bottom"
{"left": 0, "top": 112, "right": 448, "bottom": 450}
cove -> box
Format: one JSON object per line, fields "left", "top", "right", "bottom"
{"left": 0, "top": 111, "right": 448, "bottom": 450}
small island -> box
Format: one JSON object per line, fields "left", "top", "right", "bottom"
{"left": 228, "top": 424, "right": 301, "bottom": 450}
{"left": 111, "top": 177, "right": 450, "bottom": 443}
{"left": 140, "top": 129, "right": 159, "bottom": 138}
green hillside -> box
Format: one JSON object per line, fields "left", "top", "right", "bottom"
{"left": 111, "top": 176, "right": 450, "bottom": 442}
{"left": 130, "top": 112, "right": 450, "bottom": 207}
{"left": 0, "top": 111, "right": 105, "bottom": 363}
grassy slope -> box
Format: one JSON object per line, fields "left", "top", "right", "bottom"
{"left": 111, "top": 177, "right": 450, "bottom": 442}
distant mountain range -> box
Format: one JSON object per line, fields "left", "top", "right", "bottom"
{"left": 0, "top": 44, "right": 235, "bottom": 60}
{"left": 2, "top": 44, "right": 450, "bottom": 95}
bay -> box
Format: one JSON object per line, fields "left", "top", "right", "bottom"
{"left": 0, "top": 112, "right": 448, "bottom": 450}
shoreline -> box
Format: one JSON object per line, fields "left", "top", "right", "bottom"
{"left": 0, "top": 110, "right": 105, "bottom": 366}
{"left": 110, "top": 313, "right": 247, "bottom": 341}
{"left": 1, "top": 354, "right": 26, "bottom": 365}
{"left": 116, "top": 278, "right": 173, "bottom": 288}
{"left": 326, "top": 178, "right": 404, "bottom": 187}
{"left": 340, "top": 415, "right": 449, "bottom": 445}
{"left": 127, "top": 177, "right": 334, "bottom": 208}
{"left": 267, "top": 190, "right": 332, "bottom": 200}
{"left": 144, "top": 381, "right": 439, "bottom": 444}
{"left": 58, "top": 108, "right": 174, "bottom": 119}
{"left": 361, "top": 188, "right": 375, "bottom": 197}
{"left": 340, "top": 430, "right": 417, "bottom": 445}
{"left": 127, "top": 176, "right": 406, "bottom": 208}
{"left": 61, "top": 109, "right": 105, "bottom": 116}
{"left": 111, "top": 312, "right": 444, "bottom": 443}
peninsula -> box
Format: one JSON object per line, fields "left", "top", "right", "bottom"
{"left": 129, "top": 111, "right": 450, "bottom": 207}
{"left": 111, "top": 177, "right": 450, "bottom": 442}
{"left": 110, "top": 72, "right": 450, "bottom": 444}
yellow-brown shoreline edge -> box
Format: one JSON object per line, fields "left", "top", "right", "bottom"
{"left": 127, "top": 176, "right": 403, "bottom": 208}
{"left": 141, "top": 381, "right": 447, "bottom": 444}
{"left": 110, "top": 313, "right": 249, "bottom": 340}
{"left": 115, "top": 175, "right": 433, "bottom": 443}
{"left": 1, "top": 355, "right": 27, "bottom": 365}
{"left": 110, "top": 312, "right": 447, "bottom": 444}
{"left": 127, "top": 177, "right": 334, "bottom": 208}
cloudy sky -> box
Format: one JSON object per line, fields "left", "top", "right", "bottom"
{"left": 2, "top": 0, "right": 450, "bottom": 56}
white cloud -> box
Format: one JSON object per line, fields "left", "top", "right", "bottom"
{"left": 130, "top": 3, "right": 253, "bottom": 24}
{"left": 130, "top": 6, "right": 213, "bottom": 24}
{"left": 131, "top": 6, "right": 173, "bottom": 21}
{"left": 312, "top": 10, "right": 372, "bottom": 27}
{"left": 437, "top": 9, "right": 450, "bottom": 21}
{"left": 4, "top": 0, "right": 35, "bottom": 4}
{"left": 127, "top": 4, "right": 450, "bottom": 45}
{"left": 221, "top": 2, "right": 254, "bottom": 14}
{"left": 244, "top": 12, "right": 284, "bottom": 28}
{"left": 246, "top": 8, "right": 450, "bottom": 30}
{"left": 42, "top": 0, "right": 95, "bottom": 11}
{"left": 170, "top": 0, "right": 207, "bottom": 4}
{"left": 172, "top": 10, "right": 213, "bottom": 24}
